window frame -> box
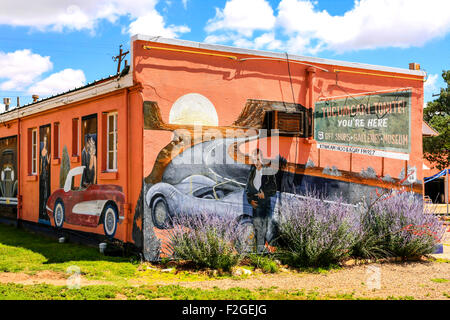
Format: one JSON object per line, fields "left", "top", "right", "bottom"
{"left": 31, "top": 128, "right": 37, "bottom": 175}
{"left": 53, "top": 122, "right": 60, "bottom": 159}
{"left": 72, "top": 118, "right": 79, "bottom": 157}
{"left": 106, "top": 112, "right": 118, "bottom": 172}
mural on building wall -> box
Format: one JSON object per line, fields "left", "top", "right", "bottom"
{"left": 46, "top": 135, "right": 125, "bottom": 238}
{"left": 46, "top": 164, "right": 125, "bottom": 238}
{"left": 135, "top": 92, "right": 423, "bottom": 261}
{"left": 39, "top": 125, "right": 51, "bottom": 224}
{"left": 0, "top": 136, "right": 18, "bottom": 220}
{"left": 81, "top": 115, "right": 97, "bottom": 185}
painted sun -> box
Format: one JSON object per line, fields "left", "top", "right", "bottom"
{"left": 169, "top": 93, "right": 219, "bottom": 126}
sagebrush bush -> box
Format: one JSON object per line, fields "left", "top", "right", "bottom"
{"left": 167, "top": 213, "right": 246, "bottom": 271}
{"left": 167, "top": 192, "right": 445, "bottom": 270}
{"left": 353, "top": 192, "right": 445, "bottom": 259}
{"left": 275, "top": 194, "right": 357, "bottom": 267}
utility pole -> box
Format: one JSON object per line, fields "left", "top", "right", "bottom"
{"left": 113, "top": 45, "right": 129, "bottom": 74}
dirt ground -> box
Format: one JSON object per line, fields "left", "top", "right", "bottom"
{"left": 1, "top": 231, "right": 448, "bottom": 300}
{"left": 0, "top": 271, "right": 108, "bottom": 286}
{"left": 174, "top": 260, "right": 450, "bottom": 299}
{"left": 0, "top": 259, "right": 448, "bottom": 299}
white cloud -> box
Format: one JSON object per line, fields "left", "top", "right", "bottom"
{"left": 0, "top": 49, "right": 87, "bottom": 100}
{"left": 128, "top": 10, "right": 190, "bottom": 38}
{"left": 206, "top": 0, "right": 276, "bottom": 37}
{"left": 0, "top": 49, "right": 52, "bottom": 91}
{"left": 205, "top": 0, "right": 450, "bottom": 54}
{"left": 424, "top": 74, "right": 438, "bottom": 93}
{"left": 0, "top": 0, "right": 189, "bottom": 37}
{"left": 182, "top": 0, "right": 188, "bottom": 10}
{"left": 277, "top": 0, "right": 450, "bottom": 53}
{"left": 253, "top": 33, "right": 283, "bottom": 50}
{"left": 27, "top": 69, "right": 86, "bottom": 96}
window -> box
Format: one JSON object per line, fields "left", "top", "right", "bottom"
{"left": 72, "top": 118, "right": 79, "bottom": 156}
{"left": 53, "top": 122, "right": 60, "bottom": 159}
{"left": 107, "top": 112, "right": 118, "bottom": 171}
{"left": 30, "top": 128, "right": 37, "bottom": 175}
{"left": 81, "top": 114, "right": 97, "bottom": 185}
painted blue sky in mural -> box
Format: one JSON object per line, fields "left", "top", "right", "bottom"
{"left": 0, "top": 0, "right": 449, "bottom": 107}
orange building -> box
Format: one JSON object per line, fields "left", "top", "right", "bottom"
{"left": 0, "top": 35, "right": 427, "bottom": 260}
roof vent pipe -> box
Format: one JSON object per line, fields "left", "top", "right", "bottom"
{"left": 409, "top": 63, "right": 420, "bottom": 70}
{"left": 3, "top": 98, "right": 11, "bottom": 111}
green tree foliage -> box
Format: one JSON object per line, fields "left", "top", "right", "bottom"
{"left": 423, "top": 70, "right": 450, "bottom": 171}
{"left": 59, "top": 146, "right": 70, "bottom": 188}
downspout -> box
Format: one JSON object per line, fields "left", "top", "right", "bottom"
{"left": 17, "top": 116, "right": 21, "bottom": 221}
{"left": 306, "top": 67, "right": 316, "bottom": 142}
{"left": 124, "top": 88, "right": 130, "bottom": 243}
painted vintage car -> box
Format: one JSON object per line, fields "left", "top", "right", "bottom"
{"left": 46, "top": 166, "right": 125, "bottom": 238}
{"left": 0, "top": 149, "right": 18, "bottom": 206}
{"left": 146, "top": 175, "right": 253, "bottom": 227}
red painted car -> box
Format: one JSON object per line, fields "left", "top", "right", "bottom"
{"left": 46, "top": 166, "right": 125, "bottom": 238}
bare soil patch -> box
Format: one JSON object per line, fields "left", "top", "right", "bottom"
{"left": 0, "top": 271, "right": 109, "bottom": 286}
{"left": 170, "top": 261, "right": 450, "bottom": 300}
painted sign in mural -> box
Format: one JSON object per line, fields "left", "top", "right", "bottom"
{"left": 0, "top": 135, "right": 18, "bottom": 220}
{"left": 39, "top": 125, "right": 51, "bottom": 224}
{"left": 314, "top": 90, "right": 411, "bottom": 155}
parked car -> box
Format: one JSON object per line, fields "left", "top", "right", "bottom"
{"left": 46, "top": 166, "right": 125, "bottom": 238}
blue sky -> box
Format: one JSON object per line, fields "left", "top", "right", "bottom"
{"left": 0, "top": 0, "right": 449, "bottom": 108}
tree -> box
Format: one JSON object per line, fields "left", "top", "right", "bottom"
{"left": 423, "top": 70, "right": 450, "bottom": 171}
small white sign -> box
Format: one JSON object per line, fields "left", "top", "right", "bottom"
{"left": 317, "top": 143, "right": 410, "bottom": 161}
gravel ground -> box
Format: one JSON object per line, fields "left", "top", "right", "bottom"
{"left": 173, "top": 261, "right": 450, "bottom": 299}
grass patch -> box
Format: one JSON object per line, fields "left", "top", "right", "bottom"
{"left": 430, "top": 278, "right": 448, "bottom": 283}
{"left": 0, "top": 283, "right": 396, "bottom": 300}
{"left": 386, "top": 295, "right": 415, "bottom": 300}
{"left": 431, "top": 258, "right": 450, "bottom": 263}
{"left": 0, "top": 224, "right": 246, "bottom": 284}
{"left": 0, "top": 224, "right": 138, "bottom": 282}
{"left": 298, "top": 264, "right": 342, "bottom": 274}
{"left": 246, "top": 255, "right": 279, "bottom": 273}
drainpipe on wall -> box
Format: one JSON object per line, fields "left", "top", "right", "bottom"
{"left": 17, "top": 115, "right": 21, "bottom": 221}
{"left": 124, "top": 88, "right": 130, "bottom": 243}
{"left": 306, "top": 66, "right": 316, "bottom": 142}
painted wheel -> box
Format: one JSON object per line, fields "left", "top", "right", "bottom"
{"left": 102, "top": 203, "right": 118, "bottom": 238}
{"left": 54, "top": 200, "right": 65, "bottom": 229}
{"left": 151, "top": 196, "right": 172, "bottom": 229}
{"left": 236, "top": 218, "right": 256, "bottom": 254}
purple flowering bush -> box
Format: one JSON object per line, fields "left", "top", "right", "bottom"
{"left": 167, "top": 213, "right": 249, "bottom": 271}
{"left": 166, "top": 191, "right": 445, "bottom": 270}
{"left": 275, "top": 195, "right": 358, "bottom": 267}
{"left": 354, "top": 192, "right": 445, "bottom": 258}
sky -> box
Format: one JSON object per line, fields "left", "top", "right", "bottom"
{"left": 0, "top": 0, "right": 449, "bottom": 109}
